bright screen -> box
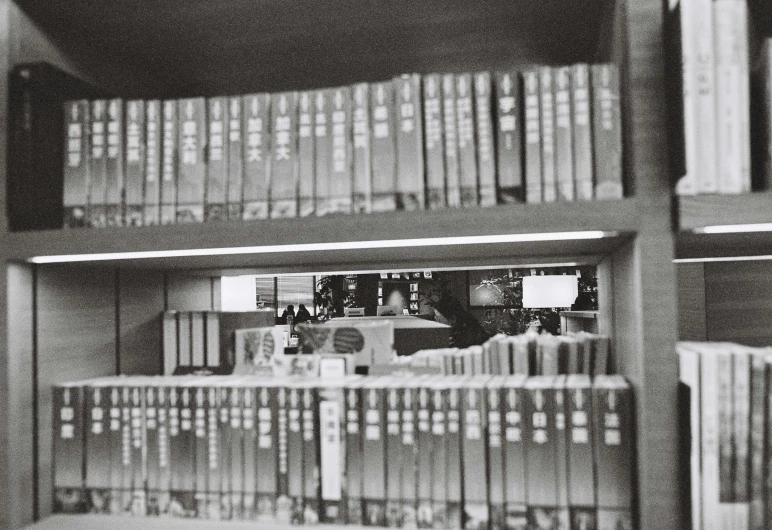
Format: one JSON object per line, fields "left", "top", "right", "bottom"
{"left": 522, "top": 275, "right": 579, "bottom": 308}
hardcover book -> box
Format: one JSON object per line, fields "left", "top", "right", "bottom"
{"left": 370, "top": 81, "right": 397, "bottom": 212}
{"left": 566, "top": 375, "right": 596, "bottom": 528}
{"left": 124, "top": 100, "right": 146, "bottom": 226}
{"left": 160, "top": 100, "right": 178, "bottom": 225}
{"left": 524, "top": 376, "right": 558, "bottom": 528}
{"left": 502, "top": 375, "right": 528, "bottom": 529}
{"left": 314, "top": 89, "right": 333, "bottom": 216}
{"left": 206, "top": 97, "right": 228, "bottom": 221}
{"left": 591, "top": 64, "right": 624, "bottom": 200}
{"left": 63, "top": 100, "right": 91, "bottom": 228}
{"left": 423, "top": 74, "right": 445, "bottom": 209}
{"left": 270, "top": 91, "right": 299, "bottom": 219}
{"left": 227, "top": 97, "right": 244, "bottom": 220}
{"left": 362, "top": 378, "right": 387, "bottom": 526}
{"left": 400, "top": 379, "right": 420, "bottom": 527}
{"left": 539, "top": 68, "right": 557, "bottom": 203}
{"left": 176, "top": 98, "right": 207, "bottom": 223}
{"left": 105, "top": 99, "right": 125, "bottom": 226}
{"left": 256, "top": 381, "right": 280, "bottom": 522}
{"left": 318, "top": 380, "right": 349, "bottom": 524}
{"left": 345, "top": 379, "right": 365, "bottom": 525}
{"left": 571, "top": 65, "right": 594, "bottom": 201}
{"left": 395, "top": 74, "right": 424, "bottom": 211}
{"left": 385, "top": 380, "right": 404, "bottom": 527}
{"left": 298, "top": 91, "right": 316, "bottom": 217}
{"left": 144, "top": 100, "right": 162, "bottom": 225}
{"left": 553, "top": 67, "right": 575, "bottom": 202}
{"left": 494, "top": 71, "right": 523, "bottom": 203}
{"left": 85, "top": 381, "right": 113, "bottom": 513}
{"left": 329, "top": 86, "right": 353, "bottom": 214}
{"left": 352, "top": 83, "right": 372, "bottom": 213}
{"left": 456, "top": 73, "right": 478, "bottom": 207}
{"left": 89, "top": 100, "right": 108, "bottom": 227}
{"left": 442, "top": 74, "right": 461, "bottom": 207}
{"left": 300, "top": 381, "right": 321, "bottom": 524}
{"left": 53, "top": 382, "right": 87, "bottom": 513}
{"left": 242, "top": 94, "right": 271, "bottom": 220}
{"left": 462, "top": 376, "right": 490, "bottom": 530}
{"left": 416, "top": 380, "right": 434, "bottom": 528}
{"left": 522, "top": 69, "right": 543, "bottom": 203}
{"left": 474, "top": 72, "right": 496, "bottom": 207}
{"left": 486, "top": 376, "right": 506, "bottom": 530}
{"left": 242, "top": 383, "right": 258, "bottom": 519}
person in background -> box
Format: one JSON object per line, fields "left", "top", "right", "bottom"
{"left": 295, "top": 303, "right": 312, "bottom": 324}
{"left": 281, "top": 304, "right": 295, "bottom": 325}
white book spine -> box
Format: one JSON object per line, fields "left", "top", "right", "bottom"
{"left": 677, "top": 0, "right": 699, "bottom": 196}
{"left": 695, "top": 0, "right": 718, "bottom": 194}
{"left": 700, "top": 349, "right": 720, "bottom": 529}
{"left": 732, "top": 350, "right": 750, "bottom": 529}
{"left": 737, "top": 1, "right": 751, "bottom": 192}
{"left": 678, "top": 345, "right": 702, "bottom": 530}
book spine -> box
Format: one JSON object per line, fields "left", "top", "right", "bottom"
{"left": 539, "top": 67, "right": 557, "bottom": 203}
{"left": 494, "top": 71, "right": 523, "bottom": 203}
{"left": 474, "top": 72, "right": 496, "bottom": 207}
{"left": 677, "top": 346, "right": 702, "bottom": 530}
{"left": 385, "top": 384, "right": 403, "bottom": 527}
{"left": 270, "top": 91, "right": 299, "bottom": 219}
{"left": 108, "top": 385, "right": 123, "bottom": 514}
{"left": 733, "top": 351, "right": 750, "bottom": 527}
{"left": 522, "top": 69, "right": 542, "bottom": 203}
{"left": 130, "top": 385, "right": 146, "bottom": 515}
{"left": 160, "top": 101, "right": 178, "bottom": 225}
{"left": 205, "top": 312, "right": 220, "bottom": 368}
{"left": 286, "top": 385, "right": 304, "bottom": 524}
{"left": 362, "top": 382, "right": 387, "bottom": 526}
{"left": 89, "top": 100, "right": 108, "bottom": 227}
{"left": 694, "top": 0, "right": 718, "bottom": 194}
{"left": 737, "top": 2, "right": 750, "bottom": 193}
{"left": 302, "top": 385, "right": 321, "bottom": 524}
{"left": 400, "top": 384, "right": 418, "bottom": 526}
{"left": 157, "top": 386, "right": 171, "bottom": 516}
{"left": 256, "top": 384, "right": 279, "bottom": 521}
{"left": 144, "top": 101, "right": 162, "bottom": 225}
{"left": 503, "top": 377, "right": 527, "bottom": 526}
{"left": 297, "top": 91, "right": 316, "bottom": 217}
{"left": 177, "top": 312, "right": 191, "bottom": 368}
{"left": 313, "top": 89, "right": 332, "bottom": 216}
{"left": 352, "top": 83, "right": 372, "bottom": 213}
{"left": 329, "top": 86, "right": 353, "bottom": 214}
{"left": 85, "top": 385, "right": 112, "bottom": 513}
{"left": 524, "top": 377, "right": 558, "bottom": 523}
{"left": 242, "top": 94, "right": 271, "bottom": 220}
{"left": 395, "top": 73, "right": 425, "bottom": 211}
{"left": 218, "top": 388, "right": 231, "bottom": 519}
{"left": 145, "top": 386, "right": 161, "bottom": 515}
{"left": 345, "top": 382, "right": 364, "bottom": 524}
{"left": 63, "top": 100, "right": 91, "bottom": 228}
{"left": 416, "top": 384, "right": 433, "bottom": 526}
{"left": 203, "top": 386, "right": 220, "bottom": 520}
{"left": 230, "top": 386, "right": 245, "bottom": 520}
{"left": 171, "top": 385, "right": 196, "bottom": 517}
{"left": 424, "top": 74, "right": 446, "bottom": 209}
{"left": 591, "top": 64, "right": 624, "bottom": 199}
{"left": 105, "top": 99, "right": 125, "bottom": 226}
{"left": 462, "top": 380, "right": 489, "bottom": 528}
{"left": 319, "top": 384, "right": 345, "bottom": 524}
{"left": 190, "top": 311, "right": 205, "bottom": 367}
{"left": 765, "top": 357, "right": 772, "bottom": 529}
{"left": 53, "top": 384, "right": 86, "bottom": 513}
{"left": 700, "top": 349, "right": 721, "bottom": 529}
{"left": 177, "top": 98, "right": 207, "bottom": 223}
{"left": 487, "top": 381, "right": 505, "bottom": 530}
{"left": 593, "top": 377, "right": 634, "bottom": 529}
{"left": 370, "top": 81, "right": 397, "bottom": 212}
{"left": 566, "top": 376, "right": 596, "bottom": 524}
{"left": 429, "top": 383, "right": 448, "bottom": 528}
{"left": 120, "top": 386, "right": 133, "bottom": 514}
{"left": 571, "top": 65, "right": 594, "bottom": 201}
{"left": 676, "top": 0, "right": 697, "bottom": 196}
{"left": 206, "top": 97, "right": 228, "bottom": 221}
{"left": 445, "top": 382, "right": 463, "bottom": 529}
{"left": 124, "top": 100, "right": 146, "bottom": 226}
{"left": 193, "top": 386, "right": 208, "bottom": 518}
{"left": 553, "top": 377, "right": 570, "bottom": 528}
{"left": 242, "top": 386, "right": 257, "bottom": 520}
{"left": 749, "top": 354, "right": 766, "bottom": 530}
{"left": 554, "top": 67, "right": 575, "bottom": 201}
{"left": 456, "top": 73, "right": 478, "bottom": 207}
{"left": 717, "top": 353, "right": 735, "bottom": 528}
{"left": 227, "top": 97, "right": 244, "bottom": 220}
{"left": 162, "top": 312, "right": 178, "bottom": 376}
{"left": 443, "top": 74, "right": 462, "bottom": 207}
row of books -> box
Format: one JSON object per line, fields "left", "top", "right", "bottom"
{"left": 392, "top": 331, "right": 610, "bottom": 376}
{"left": 62, "top": 64, "right": 623, "bottom": 228}
{"left": 53, "top": 374, "right": 634, "bottom": 529}
{"left": 678, "top": 341, "right": 770, "bottom": 530}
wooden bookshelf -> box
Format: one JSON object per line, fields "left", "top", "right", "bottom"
{"left": 0, "top": 1, "right": 681, "bottom": 529}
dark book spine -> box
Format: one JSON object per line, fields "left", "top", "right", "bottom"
{"left": 345, "top": 382, "right": 364, "bottom": 525}
{"left": 553, "top": 377, "right": 570, "bottom": 529}
{"left": 474, "top": 72, "right": 496, "bottom": 207}
{"left": 160, "top": 101, "right": 178, "bottom": 225}
{"left": 176, "top": 98, "right": 207, "bottom": 223}
{"left": 571, "top": 64, "right": 594, "bottom": 201}
{"left": 314, "top": 89, "right": 332, "bottom": 216}
{"left": 395, "top": 73, "right": 424, "bottom": 211}
{"left": 319, "top": 384, "right": 346, "bottom": 524}
{"left": 503, "top": 377, "right": 527, "bottom": 527}
{"left": 765, "top": 358, "right": 772, "bottom": 528}
{"left": 120, "top": 386, "right": 133, "bottom": 514}
{"left": 145, "top": 386, "right": 161, "bottom": 516}
{"left": 85, "top": 385, "right": 112, "bottom": 513}
{"left": 539, "top": 67, "right": 557, "bottom": 203}
{"left": 443, "top": 74, "right": 461, "bottom": 207}
{"left": 362, "top": 382, "right": 387, "bottom": 526}
{"left": 445, "top": 382, "right": 463, "bottom": 529}
{"left": 53, "top": 384, "right": 86, "bottom": 513}
{"left": 591, "top": 64, "right": 624, "bottom": 199}
{"left": 352, "top": 83, "right": 372, "bottom": 213}
{"left": 733, "top": 353, "right": 751, "bottom": 523}
{"left": 749, "top": 355, "right": 766, "bottom": 530}
{"left": 193, "top": 386, "right": 208, "bottom": 518}
{"left": 206, "top": 97, "right": 228, "bottom": 221}
{"left": 230, "top": 386, "right": 246, "bottom": 520}
{"left": 124, "top": 100, "right": 146, "bottom": 226}
{"left": 287, "top": 385, "right": 305, "bottom": 524}
{"left": 242, "top": 386, "right": 257, "bottom": 520}
{"left": 105, "top": 99, "right": 125, "bottom": 226}
{"left": 487, "top": 380, "right": 505, "bottom": 530}
{"left": 385, "top": 384, "right": 403, "bottom": 527}
{"left": 129, "top": 385, "right": 146, "bottom": 515}
{"left": 157, "top": 386, "right": 171, "bottom": 516}
{"left": 89, "top": 100, "right": 108, "bottom": 227}
{"left": 370, "top": 81, "right": 397, "bottom": 212}
{"left": 255, "top": 384, "right": 278, "bottom": 521}
{"left": 424, "top": 74, "right": 446, "bottom": 209}
{"left": 171, "top": 385, "right": 197, "bottom": 518}
{"left": 554, "top": 67, "right": 575, "bottom": 202}
{"left": 522, "top": 70, "right": 542, "bottom": 204}
{"left": 718, "top": 354, "right": 734, "bottom": 506}
{"left": 298, "top": 91, "right": 316, "bottom": 217}
{"left": 462, "top": 379, "right": 489, "bottom": 530}
{"left": 494, "top": 71, "right": 523, "bottom": 204}
{"left": 416, "top": 384, "right": 434, "bottom": 527}
{"left": 242, "top": 94, "right": 271, "bottom": 220}
{"left": 330, "top": 86, "right": 354, "bottom": 214}
{"left": 203, "top": 386, "right": 220, "bottom": 520}
{"left": 431, "top": 383, "right": 449, "bottom": 528}
{"left": 456, "top": 73, "right": 478, "bottom": 207}
{"left": 144, "top": 100, "right": 162, "bottom": 225}
{"left": 63, "top": 100, "right": 91, "bottom": 228}
{"left": 227, "top": 97, "right": 244, "bottom": 220}
{"left": 400, "top": 385, "right": 419, "bottom": 526}
{"left": 218, "top": 387, "right": 232, "bottom": 520}
{"left": 592, "top": 377, "right": 634, "bottom": 529}
{"left": 524, "top": 378, "right": 558, "bottom": 525}
{"left": 302, "top": 385, "right": 321, "bottom": 524}
{"left": 566, "top": 376, "right": 596, "bottom": 525}
{"left": 276, "top": 386, "right": 291, "bottom": 523}
{"left": 270, "top": 91, "right": 299, "bottom": 218}
{"left": 108, "top": 385, "right": 123, "bottom": 514}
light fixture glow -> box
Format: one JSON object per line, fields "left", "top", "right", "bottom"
{"left": 674, "top": 255, "right": 772, "bottom": 264}
{"left": 695, "top": 223, "right": 772, "bottom": 234}
{"left": 27, "top": 231, "right": 612, "bottom": 264}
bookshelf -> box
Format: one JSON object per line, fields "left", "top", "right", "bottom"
{"left": 0, "top": 1, "right": 680, "bottom": 530}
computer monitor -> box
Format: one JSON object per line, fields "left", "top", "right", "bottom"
{"left": 344, "top": 306, "right": 365, "bottom": 317}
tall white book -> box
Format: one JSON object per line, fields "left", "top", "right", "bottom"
{"left": 691, "top": 0, "right": 719, "bottom": 193}
{"left": 674, "top": 0, "right": 698, "bottom": 196}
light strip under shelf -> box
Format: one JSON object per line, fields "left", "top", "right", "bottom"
{"left": 27, "top": 231, "right": 613, "bottom": 264}
{"left": 674, "top": 255, "right": 772, "bottom": 264}
{"left": 694, "top": 223, "right": 772, "bottom": 234}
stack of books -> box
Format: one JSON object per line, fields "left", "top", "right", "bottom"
{"left": 61, "top": 65, "right": 623, "bottom": 228}
{"left": 52, "top": 373, "right": 634, "bottom": 529}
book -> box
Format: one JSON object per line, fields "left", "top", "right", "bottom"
{"left": 256, "top": 381, "right": 280, "bottom": 522}
{"left": 502, "top": 375, "right": 528, "bottom": 529}
{"left": 553, "top": 67, "right": 575, "bottom": 202}
{"left": 53, "top": 382, "right": 87, "bottom": 513}
{"left": 108, "top": 383, "right": 123, "bottom": 514}
{"left": 677, "top": 344, "right": 702, "bottom": 530}
{"left": 128, "top": 383, "right": 146, "bottom": 515}
{"left": 169, "top": 382, "right": 197, "bottom": 517}
{"left": 119, "top": 384, "right": 133, "bottom": 514}
{"left": 205, "top": 312, "right": 220, "bottom": 368}
{"left": 329, "top": 86, "right": 353, "bottom": 214}
{"left": 144, "top": 383, "right": 162, "bottom": 516}
{"left": 395, "top": 74, "right": 425, "bottom": 211}
{"left": 206, "top": 97, "right": 228, "bottom": 221}
{"left": 300, "top": 381, "right": 321, "bottom": 524}
{"left": 522, "top": 69, "right": 542, "bottom": 203}
{"left": 190, "top": 312, "right": 205, "bottom": 367}
{"left": 474, "top": 72, "right": 496, "bottom": 207}
{"left": 177, "top": 312, "right": 191, "bottom": 368}
{"left": 385, "top": 380, "right": 404, "bottom": 527}
{"left": 105, "top": 99, "right": 125, "bottom": 227}
{"left": 345, "top": 379, "right": 365, "bottom": 525}
{"left": 445, "top": 378, "right": 464, "bottom": 529}
{"left": 228, "top": 382, "right": 246, "bottom": 520}
{"left": 352, "top": 83, "right": 372, "bottom": 214}
{"left": 124, "top": 100, "right": 146, "bottom": 226}
{"left": 571, "top": 65, "right": 594, "bottom": 201}
{"left": 456, "top": 73, "right": 478, "bottom": 208}
{"left": 177, "top": 98, "right": 207, "bottom": 223}
{"left": 227, "top": 97, "right": 244, "bottom": 220}
{"left": 63, "top": 100, "right": 91, "bottom": 228}
{"left": 494, "top": 71, "right": 523, "bottom": 203}
{"left": 370, "top": 81, "right": 397, "bottom": 212}
{"left": 718, "top": 351, "right": 735, "bottom": 528}
{"left": 442, "top": 74, "right": 462, "bottom": 207}
{"left": 85, "top": 381, "right": 113, "bottom": 513}
{"left": 748, "top": 352, "right": 766, "bottom": 530}
{"left": 566, "top": 375, "right": 596, "bottom": 528}
{"left": 692, "top": 0, "right": 718, "bottom": 194}
{"left": 462, "top": 375, "right": 490, "bottom": 529}
{"left": 162, "top": 311, "right": 178, "bottom": 376}
{"left": 731, "top": 347, "right": 751, "bottom": 527}
{"left": 424, "top": 74, "right": 445, "bottom": 209}
{"left": 318, "top": 379, "right": 349, "bottom": 524}
{"left": 270, "top": 91, "right": 299, "bottom": 219}
{"left": 362, "top": 378, "right": 387, "bottom": 526}
{"left": 160, "top": 101, "right": 178, "bottom": 225}
{"left": 416, "top": 380, "right": 433, "bottom": 528}
{"left": 524, "top": 376, "right": 558, "bottom": 527}
{"left": 89, "top": 100, "right": 108, "bottom": 228}
{"left": 144, "top": 100, "right": 162, "bottom": 225}
{"left": 156, "top": 383, "right": 172, "bottom": 516}
{"left": 298, "top": 91, "right": 316, "bottom": 217}
{"left": 553, "top": 376, "right": 570, "bottom": 528}
{"left": 400, "top": 379, "right": 420, "bottom": 527}
{"left": 285, "top": 384, "right": 304, "bottom": 523}
{"left": 242, "top": 383, "right": 258, "bottom": 519}
{"left": 193, "top": 383, "right": 209, "bottom": 518}
{"left": 242, "top": 94, "right": 271, "bottom": 220}
{"left": 539, "top": 67, "right": 557, "bottom": 203}
{"left": 486, "top": 376, "right": 506, "bottom": 530}
{"left": 591, "top": 64, "right": 624, "bottom": 199}
{"left": 314, "top": 89, "right": 333, "bottom": 217}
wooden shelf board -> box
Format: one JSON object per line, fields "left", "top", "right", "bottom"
{"left": 6, "top": 200, "right": 639, "bottom": 271}
{"left": 24, "top": 514, "right": 380, "bottom": 530}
